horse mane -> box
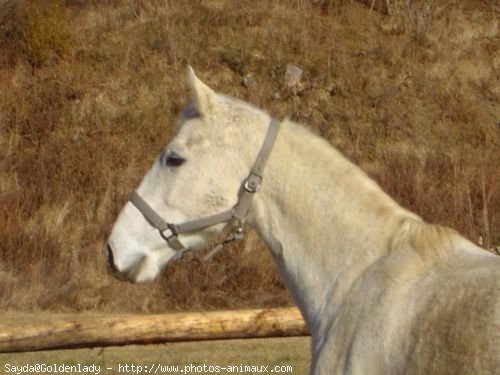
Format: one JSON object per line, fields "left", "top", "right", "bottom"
{"left": 389, "top": 217, "right": 465, "bottom": 260}
{"left": 278, "top": 119, "right": 467, "bottom": 264}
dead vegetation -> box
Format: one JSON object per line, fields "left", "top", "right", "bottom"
{"left": 0, "top": 0, "right": 498, "bottom": 313}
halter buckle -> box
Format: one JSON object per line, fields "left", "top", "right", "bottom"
{"left": 159, "top": 224, "right": 185, "bottom": 251}
{"left": 244, "top": 174, "right": 262, "bottom": 193}
{"left": 232, "top": 222, "right": 244, "bottom": 240}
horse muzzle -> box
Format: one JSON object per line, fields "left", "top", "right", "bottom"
{"left": 106, "top": 243, "right": 160, "bottom": 283}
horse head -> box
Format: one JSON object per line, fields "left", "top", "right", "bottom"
{"left": 106, "top": 67, "right": 275, "bottom": 283}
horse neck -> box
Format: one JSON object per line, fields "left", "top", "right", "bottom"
{"left": 248, "top": 120, "right": 419, "bottom": 333}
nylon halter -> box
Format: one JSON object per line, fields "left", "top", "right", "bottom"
{"left": 129, "top": 118, "right": 280, "bottom": 260}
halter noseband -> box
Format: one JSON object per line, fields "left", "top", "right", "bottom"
{"left": 129, "top": 118, "right": 280, "bottom": 259}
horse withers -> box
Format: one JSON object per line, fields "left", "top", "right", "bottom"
{"left": 106, "top": 67, "right": 500, "bottom": 374}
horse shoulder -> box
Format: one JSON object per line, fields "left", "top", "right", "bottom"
{"left": 312, "top": 227, "right": 500, "bottom": 375}
{"left": 402, "top": 251, "right": 500, "bottom": 374}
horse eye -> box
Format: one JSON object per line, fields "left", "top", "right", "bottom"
{"left": 165, "top": 152, "right": 186, "bottom": 167}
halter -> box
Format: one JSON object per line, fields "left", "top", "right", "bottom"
{"left": 129, "top": 118, "right": 280, "bottom": 260}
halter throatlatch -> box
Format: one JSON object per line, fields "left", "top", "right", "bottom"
{"left": 129, "top": 118, "right": 280, "bottom": 261}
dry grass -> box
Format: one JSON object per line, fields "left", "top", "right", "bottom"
{"left": 0, "top": 333, "right": 310, "bottom": 374}
{"left": 0, "top": 0, "right": 498, "bottom": 313}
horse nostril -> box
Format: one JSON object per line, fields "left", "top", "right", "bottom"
{"left": 106, "top": 243, "right": 119, "bottom": 273}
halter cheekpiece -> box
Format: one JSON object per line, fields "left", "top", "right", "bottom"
{"left": 129, "top": 118, "right": 280, "bottom": 260}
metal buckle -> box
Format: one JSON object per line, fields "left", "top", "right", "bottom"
{"left": 159, "top": 224, "right": 185, "bottom": 251}
{"left": 244, "top": 174, "right": 262, "bottom": 193}
{"left": 159, "top": 226, "right": 175, "bottom": 241}
{"left": 231, "top": 223, "right": 244, "bottom": 240}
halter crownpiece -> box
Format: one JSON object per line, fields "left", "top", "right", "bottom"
{"left": 129, "top": 118, "right": 280, "bottom": 259}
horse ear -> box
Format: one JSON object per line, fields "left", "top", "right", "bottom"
{"left": 187, "top": 66, "right": 219, "bottom": 115}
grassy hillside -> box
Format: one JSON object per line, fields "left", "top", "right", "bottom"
{"left": 0, "top": 0, "right": 498, "bottom": 313}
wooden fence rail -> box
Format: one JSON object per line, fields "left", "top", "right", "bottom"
{"left": 0, "top": 307, "right": 308, "bottom": 353}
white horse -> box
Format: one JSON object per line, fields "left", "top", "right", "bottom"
{"left": 106, "top": 68, "right": 500, "bottom": 374}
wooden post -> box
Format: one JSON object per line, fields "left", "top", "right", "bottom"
{"left": 0, "top": 307, "right": 308, "bottom": 353}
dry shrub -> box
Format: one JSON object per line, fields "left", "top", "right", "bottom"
{"left": 0, "top": 0, "right": 71, "bottom": 67}
{"left": 0, "top": 1, "right": 20, "bottom": 68}
{"left": 23, "top": 0, "right": 71, "bottom": 66}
